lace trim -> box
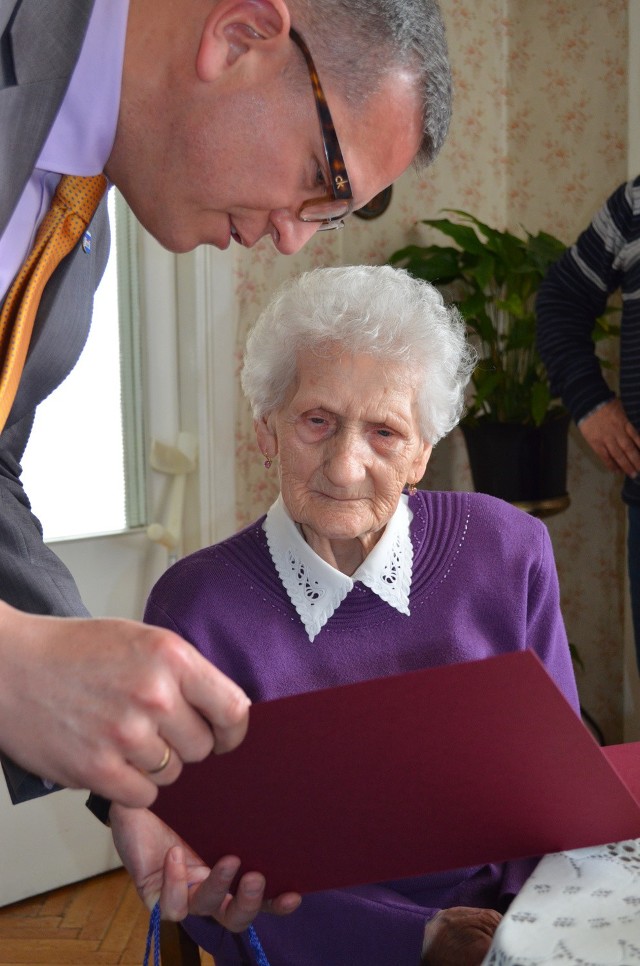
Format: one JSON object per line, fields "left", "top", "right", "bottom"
{"left": 278, "top": 549, "right": 350, "bottom": 642}
{"left": 264, "top": 494, "right": 414, "bottom": 642}
{"left": 356, "top": 516, "right": 412, "bottom": 615}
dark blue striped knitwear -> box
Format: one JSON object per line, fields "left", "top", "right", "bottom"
{"left": 536, "top": 176, "right": 640, "bottom": 671}
{"left": 536, "top": 175, "right": 640, "bottom": 507}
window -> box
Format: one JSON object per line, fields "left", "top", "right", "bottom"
{"left": 21, "top": 192, "right": 145, "bottom": 541}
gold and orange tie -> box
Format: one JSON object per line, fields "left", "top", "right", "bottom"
{"left": 0, "top": 173, "right": 107, "bottom": 432}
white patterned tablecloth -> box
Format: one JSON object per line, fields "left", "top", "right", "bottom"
{"left": 482, "top": 839, "right": 640, "bottom": 965}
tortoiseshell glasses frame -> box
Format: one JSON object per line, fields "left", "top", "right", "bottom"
{"left": 290, "top": 27, "right": 354, "bottom": 231}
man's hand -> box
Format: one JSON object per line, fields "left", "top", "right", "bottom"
{"left": 110, "top": 804, "right": 301, "bottom": 928}
{"left": 0, "top": 601, "right": 250, "bottom": 806}
{"left": 422, "top": 906, "right": 502, "bottom": 966}
{"left": 579, "top": 399, "right": 640, "bottom": 476}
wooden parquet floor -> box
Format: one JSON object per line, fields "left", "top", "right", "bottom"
{"left": 0, "top": 868, "right": 214, "bottom": 965}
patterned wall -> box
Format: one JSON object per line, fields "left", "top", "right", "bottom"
{"left": 231, "top": 0, "right": 629, "bottom": 741}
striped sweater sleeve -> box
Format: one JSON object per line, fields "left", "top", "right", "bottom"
{"left": 535, "top": 177, "right": 640, "bottom": 424}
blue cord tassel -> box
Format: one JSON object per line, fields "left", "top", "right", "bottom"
{"left": 142, "top": 901, "right": 161, "bottom": 966}
{"left": 248, "top": 923, "right": 271, "bottom": 965}
{"left": 143, "top": 903, "right": 271, "bottom": 966}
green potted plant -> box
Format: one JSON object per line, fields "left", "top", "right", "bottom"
{"left": 389, "top": 210, "right": 615, "bottom": 508}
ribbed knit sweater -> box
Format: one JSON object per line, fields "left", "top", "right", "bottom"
{"left": 144, "top": 490, "right": 579, "bottom": 966}
{"left": 536, "top": 175, "right": 640, "bottom": 505}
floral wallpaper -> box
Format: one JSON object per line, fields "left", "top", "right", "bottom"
{"left": 230, "top": 0, "right": 630, "bottom": 742}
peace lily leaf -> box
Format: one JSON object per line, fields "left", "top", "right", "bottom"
{"left": 459, "top": 291, "right": 488, "bottom": 318}
{"left": 526, "top": 230, "right": 567, "bottom": 267}
{"left": 388, "top": 244, "right": 431, "bottom": 264}
{"left": 414, "top": 250, "right": 466, "bottom": 283}
{"left": 496, "top": 293, "right": 527, "bottom": 318}
{"left": 421, "top": 218, "right": 487, "bottom": 255}
{"left": 441, "top": 209, "right": 506, "bottom": 249}
{"left": 471, "top": 367, "right": 502, "bottom": 409}
{"left": 504, "top": 317, "right": 536, "bottom": 351}
{"left": 531, "top": 381, "right": 552, "bottom": 426}
{"left": 467, "top": 253, "right": 496, "bottom": 291}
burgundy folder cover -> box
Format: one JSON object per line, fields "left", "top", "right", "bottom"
{"left": 602, "top": 742, "right": 640, "bottom": 802}
{"left": 152, "top": 650, "right": 640, "bottom": 896}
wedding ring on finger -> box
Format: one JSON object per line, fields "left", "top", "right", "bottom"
{"left": 146, "top": 743, "right": 172, "bottom": 775}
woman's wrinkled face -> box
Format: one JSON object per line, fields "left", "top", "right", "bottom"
{"left": 257, "top": 347, "right": 432, "bottom": 557}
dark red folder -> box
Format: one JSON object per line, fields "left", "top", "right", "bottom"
{"left": 152, "top": 650, "right": 640, "bottom": 896}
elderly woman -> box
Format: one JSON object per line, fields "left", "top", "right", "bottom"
{"left": 142, "top": 265, "right": 579, "bottom": 966}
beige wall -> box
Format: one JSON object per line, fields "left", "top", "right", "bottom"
{"left": 231, "top": 0, "right": 630, "bottom": 741}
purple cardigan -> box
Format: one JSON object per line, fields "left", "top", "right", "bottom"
{"left": 144, "top": 490, "right": 579, "bottom": 966}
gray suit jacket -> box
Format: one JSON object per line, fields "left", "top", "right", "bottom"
{"left": 0, "top": 0, "right": 112, "bottom": 801}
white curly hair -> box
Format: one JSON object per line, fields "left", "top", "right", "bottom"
{"left": 241, "top": 265, "right": 476, "bottom": 445}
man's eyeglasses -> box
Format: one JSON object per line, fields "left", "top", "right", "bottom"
{"left": 290, "top": 28, "right": 353, "bottom": 231}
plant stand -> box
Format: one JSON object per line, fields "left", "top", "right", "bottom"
{"left": 511, "top": 495, "right": 570, "bottom": 518}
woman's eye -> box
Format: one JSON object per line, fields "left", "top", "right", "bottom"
{"left": 298, "top": 413, "right": 331, "bottom": 441}
{"left": 376, "top": 428, "right": 393, "bottom": 438}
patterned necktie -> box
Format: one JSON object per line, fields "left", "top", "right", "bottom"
{"left": 0, "top": 173, "right": 107, "bottom": 432}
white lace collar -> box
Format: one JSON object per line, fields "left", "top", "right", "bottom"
{"left": 263, "top": 494, "right": 414, "bottom": 642}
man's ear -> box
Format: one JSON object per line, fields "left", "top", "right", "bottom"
{"left": 255, "top": 415, "right": 278, "bottom": 459}
{"left": 196, "top": 0, "right": 291, "bottom": 80}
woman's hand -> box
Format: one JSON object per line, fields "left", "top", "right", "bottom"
{"left": 110, "top": 803, "right": 301, "bottom": 930}
{"left": 421, "top": 906, "right": 502, "bottom": 966}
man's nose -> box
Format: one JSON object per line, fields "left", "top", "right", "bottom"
{"left": 269, "top": 210, "right": 322, "bottom": 255}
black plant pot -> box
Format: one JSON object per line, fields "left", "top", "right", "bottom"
{"left": 461, "top": 412, "right": 571, "bottom": 507}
